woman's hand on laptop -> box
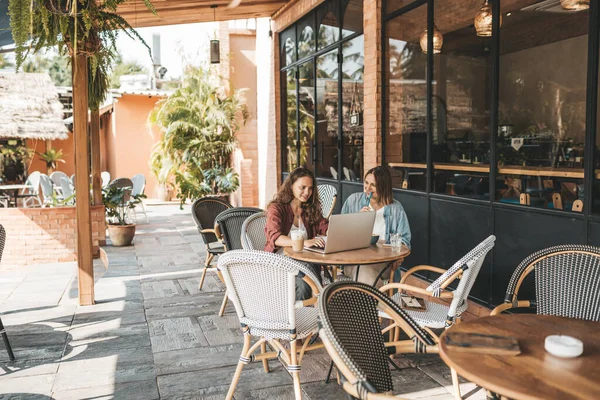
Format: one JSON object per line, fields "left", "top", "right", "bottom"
{"left": 306, "top": 237, "right": 326, "bottom": 248}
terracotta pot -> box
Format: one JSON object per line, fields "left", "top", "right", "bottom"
{"left": 107, "top": 224, "right": 136, "bottom": 247}
{"left": 156, "top": 184, "right": 171, "bottom": 202}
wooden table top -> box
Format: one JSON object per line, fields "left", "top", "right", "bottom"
{"left": 439, "top": 314, "right": 600, "bottom": 400}
{"left": 283, "top": 244, "right": 410, "bottom": 265}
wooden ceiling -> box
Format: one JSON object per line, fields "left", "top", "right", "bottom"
{"left": 117, "top": 0, "right": 289, "bottom": 28}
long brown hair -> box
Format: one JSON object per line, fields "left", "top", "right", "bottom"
{"left": 365, "top": 166, "right": 393, "bottom": 206}
{"left": 269, "top": 167, "right": 323, "bottom": 225}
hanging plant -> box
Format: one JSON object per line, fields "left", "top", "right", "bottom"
{"left": 8, "top": 0, "right": 156, "bottom": 110}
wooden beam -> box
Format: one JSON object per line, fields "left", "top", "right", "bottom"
{"left": 72, "top": 53, "right": 95, "bottom": 306}
{"left": 91, "top": 109, "right": 102, "bottom": 206}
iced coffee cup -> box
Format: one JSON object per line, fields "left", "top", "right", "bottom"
{"left": 291, "top": 231, "right": 305, "bottom": 253}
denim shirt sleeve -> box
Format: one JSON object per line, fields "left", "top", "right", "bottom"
{"left": 383, "top": 200, "right": 412, "bottom": 249}
{"left": 341, "top": 192, "right": 364, "bottom": 214}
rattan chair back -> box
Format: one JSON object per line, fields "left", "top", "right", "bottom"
{"left": 191, "top": 197, "right": 232, "bottom": 245}
{"left": 215, "top": 207, "right": 262, "bottom": 251}
{"left": 241, "top": 212, "right": 267, "bottom": 250}
{"left": 218, "top": 250, "right": 321, "bottom": 334}
{"left": 317, "top": 184, "right": 337, "bottom": 219}
{"left": 318, "top": 281, "right": 436, "bottom": 399}
{"left": 504, "top": 245, "right": 600, "bottom": 322}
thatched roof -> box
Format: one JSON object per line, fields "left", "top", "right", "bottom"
{"left": 0, "top": 72, "right": 68, "bottom": 140}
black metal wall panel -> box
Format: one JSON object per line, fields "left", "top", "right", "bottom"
{"left": 589, "top": 221, "right": 600, "bottom": 246}
{"left": 430, "top": 198, "right": 493, "bottom": 304}
{"left": 493, "top": 208, "right": 586, "bottom": 305}
{"left": 394, "top": 190, "right": 429, "bottom": 270}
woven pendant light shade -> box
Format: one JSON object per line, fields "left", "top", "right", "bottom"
{"left": 210, "top": 5, "right": 220, "bottom": 64}
{"left": 419, "top": 24, "right": 443, "bottom": 54}
{"left": 474, "top": 0, "right": 502, "bottom": 37}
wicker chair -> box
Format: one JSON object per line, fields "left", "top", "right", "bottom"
{"left": 318, "top": 281, "right": 438, "bottom": 400}
{"left": 0, "top": 225, "right": 15, "bottom": 361}
{"left": 191, "top": 197, "right": 232, "bottom": 291}
{"left": 241, "top": 212, "right": 267, "bottom": 250}
{"left": 215, "top": 207, "right": 263, "bottom": 316}
{"left": 218, "top": 250, "right": 324, "bottom": 400}
{"left": 317, "top": 184, "right": 337, "bottom": 219}
{"left": 491, "top": 244, "right": 600, "bottom": 322}
{"left": 381, "top": 235, "right": 496, "bottom": 330}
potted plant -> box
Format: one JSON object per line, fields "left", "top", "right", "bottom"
{"left": 102, "top": 185, "right": 146, "bottom": 246}
{"left": 149, "top": 141, "right": 175, "bottom": 202}
{"left": 37, "top": 149, "right": 65, "bottom": 174}
{"left": 148, "top": 65, "right": 248, "bottom": 208}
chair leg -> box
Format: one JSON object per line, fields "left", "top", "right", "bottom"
{"left": 451, "top": 367, "right": 462, "bottom": 400}
{"left": 226, "top": 334, "right": 252, "bottom": 400}
{"left": 261, "top": 341, "right": 270, "bottom": 373}
{"left": 198, "top": 267, "right": 209, "bottom": 291}
{"left": 140, "top": 202, "right": 149, "bottom": 223}
{"left": 219, "top": 292, "right": 228, "bottom": 317}
{"left": 0, "top": 317, "right": 15, "bottom": 361}
{"left": 290, "top": 338, "right": 302, "bottom": 400}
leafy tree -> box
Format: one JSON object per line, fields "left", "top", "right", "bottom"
{"left": 148, "top": 65, "right": 249, "bottom": 207}
{"left": 0, "top": 54, "right": 14, "bottom": 70}
{"left": 110, "top": 53, "right": 148, "bottom": 88}
{"left": 22, "top": 53, "right": 72, "bottom": 86}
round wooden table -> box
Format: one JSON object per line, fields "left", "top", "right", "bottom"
{"left": 439, "top": 314, "right": 600, "bottom": 400}
{"left": 284, "top": 244, "right": 410, "bottom": 285}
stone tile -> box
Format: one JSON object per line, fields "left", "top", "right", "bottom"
{"left": 65, "top": 332, "right": 151, "bottom": 355}
{"left": 0, "top": 373, "right": 54, "bottom": 397}
{"left": 52, "top": 379, "right": 160, "bottom": 400}
{"left": 68, "top": 320, "right": 149, "bottom": 341}
{"left": 0, "top": 361, "right": 59, "bottom": 378}
{"left": 153, "top": 343, "right": 241, "bottom": 375}
{"left": 197, "top": 314, "right": 243, "bottom": 346}
{"left": 302, "top": 380, "right": 347, "bottom": 400}
{"left": 53, "top": 357, "right": 155, "bottom": 391}
{"left": 392, "top": 367, "right": 445, "bottom": 395}
{"left": 236, "top": 385, "right": 299, "bottom": 400}
{"left": 0, "top": 344, "right": 64, "bottom": 364}
{"left": 157, "top": 362, "right": 293, "bottom": 399}
{"left": 297, "top": 348, "right": 335, "bottom": 384}
{"left": 142, "top": 280, "right": 183, "bottom": 300}
{"left": 149, "top": 317, "right": 208, "bottom": 352}
{"left": 144, "top": 294, "right": 224, "bottom": 320}
{"left": 72, "top": 311, "right": 147, "bottom": 327}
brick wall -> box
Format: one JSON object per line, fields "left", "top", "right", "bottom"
{"left": 0, "top": 206, "right": 106, "bottom": 267}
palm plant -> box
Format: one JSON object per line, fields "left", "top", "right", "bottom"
{"left": 37, "top": 149, "right": 66, "bottom": 174}
{"left": 149, "top": 65, "right": 249, "bottom": 207}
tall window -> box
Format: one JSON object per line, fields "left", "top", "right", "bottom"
{"left": 280, "top": 0, "right": 364, "bottom": 181}
{"left": 385, "top": 3, "right": 428, "bottom": 190}
{"left": 496, "top": 4, "right": 588, "bottom": 212}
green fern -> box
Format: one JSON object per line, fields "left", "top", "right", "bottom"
{"left": 8, "top": 0, "right": 156, "bottom": 110}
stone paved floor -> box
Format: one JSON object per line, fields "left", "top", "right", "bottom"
{"left": 0, "top": 204, "right": 486, "bottom": 399}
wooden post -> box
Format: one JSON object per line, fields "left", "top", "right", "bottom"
{"left": 91, "top": 108, "right": 102, "bottom": 205}
{"left": 73, "top": 52, "right": 95, "bottom": 306}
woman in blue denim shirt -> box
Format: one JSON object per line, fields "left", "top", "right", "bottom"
{"left": 341, "top": 166, "right": 411, "bottom": 285}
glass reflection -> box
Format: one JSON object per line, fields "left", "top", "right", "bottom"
{"left": 299, "top": 62, "right": 316, "bottom": 170}
{"left": 316, "top": 50, "right": 340, "bottom": 178}
{"left": 319, "top": 12, "right": 340, "bottom": 50}
{"left": 285, "top": 68, "right": 298, "bottom": 172}
{"left": 341, "top": 35, "right": 364, "bottom": 181}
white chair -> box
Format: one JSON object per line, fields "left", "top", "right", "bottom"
{"left": 381, "top": 235, "right": 496, "bottom": 330}
{"left": 131, "top": 174, "right": 148, "bottom": 223}
{"left": 241, "top": 212, "right": 267, "bottom": 250}
{"left": 59, "top": 177, "right": 74, "bottom": 205}
{"left": 317, "top": 184, "right": 337, "bottom": 219}
{"left": 101, "top": 171, "right": 111, "bottom": 188}
{"left": 218, "top": 250, "right": 323, "bottom": 400}
{"left": 19, "top": 171, "right": 42, "bottom": 207}
{"left": 343, "top": 166, "right": 351, "bottom": 181}
{"left": 38, "top": 174, "right": 55, "bottom": 207}
{"left": 50, "top": 171, "right": 69, "bottom": 188}
{"left": 329, "top": 166, "right": 338, "bottom": 180}
{"left": 0, "top": 196, "right": 7, "bottom": 208}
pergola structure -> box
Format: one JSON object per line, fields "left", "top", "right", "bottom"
{"left": 68, "top": 0, "right": 291, "bottom": 305}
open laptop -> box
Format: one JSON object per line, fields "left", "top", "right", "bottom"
{"left": 304, "top": 211, "right": 376, "bottom": 254}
